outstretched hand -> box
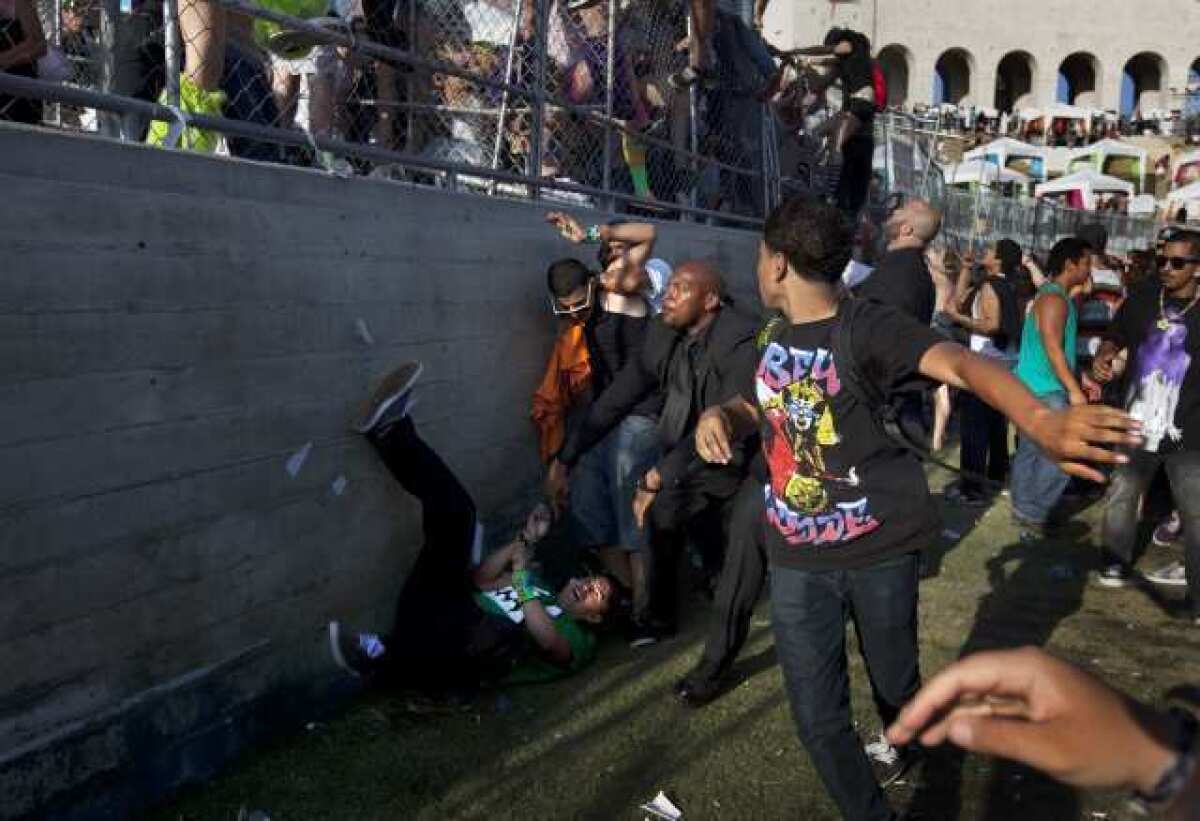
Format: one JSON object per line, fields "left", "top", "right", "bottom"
{"left": 1026, "top": 404, "right": 1141, "bottom": 482}
{"left": 546, "top": 211, "right": 586, "bottom": 243}
{"left": 886, "top": 647, "right": 1175, "bottom": 793}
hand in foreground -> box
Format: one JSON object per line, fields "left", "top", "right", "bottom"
{"left": 545, "top": 211, "right": 585, "bottom": 243}
{"left": 695, "top": 407, "right": 734, "bottom": 464}
{"left": 544, "top": 460, "right": 570, "bottom": 517}
{"left": 1026, "top": 404, "right": 1141, "bottom": 482}
{"left": 886, "top": 647, "right": 1175, "bottom": 793}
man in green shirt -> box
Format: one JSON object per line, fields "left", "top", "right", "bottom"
{"left": 1010, "top": 237, "right": 1094, "bottom": 536}
{"left": 329, "top": 362, "right": 614, "bottom": 692}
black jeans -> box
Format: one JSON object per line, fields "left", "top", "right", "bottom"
{"left": 771, "top": 552, "right": 921, "bottom": 821}
{"left": 959, "top": 391, "right": 1009, "bottom": 496}
{"left": 647, "top": 461, "right": 747, "bottom": 628}
{"left": 1102, "top": 448, "right": 1200, "bottom": 616}
{"left": 368, "top": 418, "right": 522, "bottom": 689}
{"left": 694, "top": 475, "right": 768, "bottom": 679}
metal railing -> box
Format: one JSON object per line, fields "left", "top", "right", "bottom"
{"left": 877, "top": 115, "right": 1163, "bottom": 257}
{"left": 8, "top": 0, "right": 785, "bottom": 226}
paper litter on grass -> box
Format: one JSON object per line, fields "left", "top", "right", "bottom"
{"left": 639, "top": 791, "right": 682, "bottom": 820}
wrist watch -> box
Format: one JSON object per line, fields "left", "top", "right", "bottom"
{"left": 1131, "top": 707, "right": 1199, "bottom": 813}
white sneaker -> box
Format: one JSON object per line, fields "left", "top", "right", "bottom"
{"left": 1145, "top": 561, "right": 1188, "bottom": 587}
{"left": 863, "top": 733, "right": 909, "bottom": 787}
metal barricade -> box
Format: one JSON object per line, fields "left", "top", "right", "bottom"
{"left": 2, "top": 0, "right": 783, "bottom": 226}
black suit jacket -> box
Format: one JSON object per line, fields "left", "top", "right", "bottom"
{"left": 557, "top": 305, "right": 761, "bottom": 489}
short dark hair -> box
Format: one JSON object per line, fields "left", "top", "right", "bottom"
{"left": 1162, "top": 228, "right": 1200, "bottom": 257}
{"left": 995, "top": 238, "right": 1022, "bottom": 276}
{"left": 1046, "top": 237, "right": 1093, "bottom": 278}
{"left": 1076, "top": 223, "right": 1108, "bottom": 254}
{"left": 546, "top": 258, "right": 591, "bottom": 298}
{"left": 763, "top": 196, "right": 853, "bottom": 284}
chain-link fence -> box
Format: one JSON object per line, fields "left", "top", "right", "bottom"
{"left": 3, "top": 0, "right": 799, "bottom": 225}
{"left": 876, "top": 115, "right": 1163, "bottom": 259}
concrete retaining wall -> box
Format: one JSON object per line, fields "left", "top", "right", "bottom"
{"left": 0, "top": 125, "right": 761, "bottom": 819}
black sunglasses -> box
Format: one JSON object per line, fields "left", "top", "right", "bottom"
{"left": 1157, "top": 255, "right": 1200, "bottom": 270}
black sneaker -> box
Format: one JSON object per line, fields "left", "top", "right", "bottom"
{"left": 628, "top": 617, "right": 674, "bottom": 649}
{"left": 1096, "top": 563, "right": 1132, "bottom": 588}
{"left": 328, "top": 620, "right": 385, "bottom": 677}
{"left": 353, "top": 361, "right": 423, "bottom": 434}
{"left": 673, "top": 669, "right": 727, "bottom": 709}
{"left": 864, "top": 733, "right": 912, "bottom": 788}
{"left": 944, "top": 484, "right": 989, "bottom": 508}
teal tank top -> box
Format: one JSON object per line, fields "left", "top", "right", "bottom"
{"left": 1015, "top": 282, "right": 1077, "bottom": 397}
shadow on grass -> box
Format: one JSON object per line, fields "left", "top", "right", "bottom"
{"left": 906, "top": 535, "right": 1090, "bottom": 821}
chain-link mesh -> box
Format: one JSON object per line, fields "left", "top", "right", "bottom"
{"left": 3, "top": 0, "right": 797, "bottom": 223}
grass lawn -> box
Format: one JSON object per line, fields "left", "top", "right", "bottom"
{"left": 151, "top": 466, "right": 1198, "bottom": 821}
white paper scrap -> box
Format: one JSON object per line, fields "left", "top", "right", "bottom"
{"left": 639, "top": 791, "right": 682, "bottom": 821}
{"left": 286, "top": 442, "right": 313, "bottom": 478}
{"left": 331, "top": 475, "right": 348, "bottom": 496}
{"left": 354, "top": 318, "right": 375, "bottom": 345}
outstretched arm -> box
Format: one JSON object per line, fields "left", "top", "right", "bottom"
{"left": 917, "top": 342, "right": 1139, "bottom": 482}
{"left": 695, "top": 396, "right": 761, "bottom": 465}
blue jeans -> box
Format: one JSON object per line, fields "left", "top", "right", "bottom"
{"left": 571, "top": 415, "right": 660, "bottom": 551}
{"left": 1009, "top": 391, "right": 1070, "bottom": 525}
{"left": 771, "top": 552, "right": 920, "bottom": 821}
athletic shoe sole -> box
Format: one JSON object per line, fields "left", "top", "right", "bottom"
{"left": 327, "top": 620, "right": 361, "bottom": 678}
{"left": 1095, "top": 575, "right": 1130, "bottom": 589}
{"left": 1144, "top": 574, "right": 1188, "bottom": 587}
{"left": 354, "top": 361, "right": 423, "bottom": 434}
{"left": 1152, "top": 533, "right": 1182, "bottom": 548}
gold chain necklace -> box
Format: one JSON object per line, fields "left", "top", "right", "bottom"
{"left": 1157, "top": 287, "right": 1200, "bottom": 330}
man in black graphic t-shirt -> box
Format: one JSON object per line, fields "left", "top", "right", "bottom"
{"left": 694, "top": 197, "right": 1140, "bottom": 820}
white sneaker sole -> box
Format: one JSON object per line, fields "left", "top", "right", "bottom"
{"left": 354, "top": 362, "right": 424, "bottom": 433}
{"left": 1095, "top": 576, "right": 1129, "bottom": 589}
{"left": 1145, "top": 575, "right": 1188, "bottom": 587}
{"left": 327, "top": 620, "right": 361, "bottom": 678}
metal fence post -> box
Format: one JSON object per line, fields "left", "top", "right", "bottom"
{"left": 685, "top": 7, "right": 698, "bottom": 215}
{"left": 163, "top": 0, "right": 181, "bottom": 110}
{"left": 97, "top": 0, "right": 120, "bottom": 137}
{"left": 529, "top": 0, "right": 546, "bottom": 200}
{"left": 601, "top": 0, "right": 614, "bottom": 209}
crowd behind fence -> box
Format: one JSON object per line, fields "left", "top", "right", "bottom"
{"left": 6, "top": 0, "right": 789, "bottom": 225}
{"left": 0, "top": 0, "right": 1177, "bottom": 251}
{"left": 878, "top": 114, "right": 1165, "bottom": 260}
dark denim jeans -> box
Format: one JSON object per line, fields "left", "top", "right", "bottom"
{"left": 959, "top": 390, "right": 1010, "bottom": 497}
{"left": 770, "top": 552, "right": 921, "bottom": 821}
{"left": 1102, "top": 448, "right": 1200, "bottom": 616}
{"left": 1010, "top": 391, "right": 1071, "bottom": 525}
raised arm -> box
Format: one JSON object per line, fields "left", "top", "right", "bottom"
{"left": 917, "top": 342, "right": 1139, "bottom": 482}
{"left": 0, "top": 0, "right": 48, "bottom": 70}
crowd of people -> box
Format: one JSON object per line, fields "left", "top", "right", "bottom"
{"left": 316, "top": 182, "right": 1199, "bottom": 818}
{"left": 8, "top": 1, "right": 1199, "bottom": 813}
{"left": 2, "top": 0, "right": 899, "bottom": 219}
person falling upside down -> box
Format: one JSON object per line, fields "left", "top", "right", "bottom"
{"left": 329, "top": 361, "right": 616, "bottom": 695}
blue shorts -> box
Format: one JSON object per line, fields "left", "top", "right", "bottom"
{"left": 571, "top": 415, "right": 660, "bottom": 553}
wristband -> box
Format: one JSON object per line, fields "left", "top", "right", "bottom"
{"left": 512, "top": 568, "right": 537, "bottom": 604}
{"left": 1132, "top": 707, "right": 1199, "bottom": 813}
{"left": 585, "top": 224, "right": 602, "bottom": 244}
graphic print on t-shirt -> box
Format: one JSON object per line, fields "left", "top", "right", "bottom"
{"left": 481, "top": 585, "right": 563, "bottom": 624}
{"left": 1127, "top": 318, "right": 1192, "bottom": 452}
{"left": 757, "top": 340, "right": 880, "bottom": 547}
